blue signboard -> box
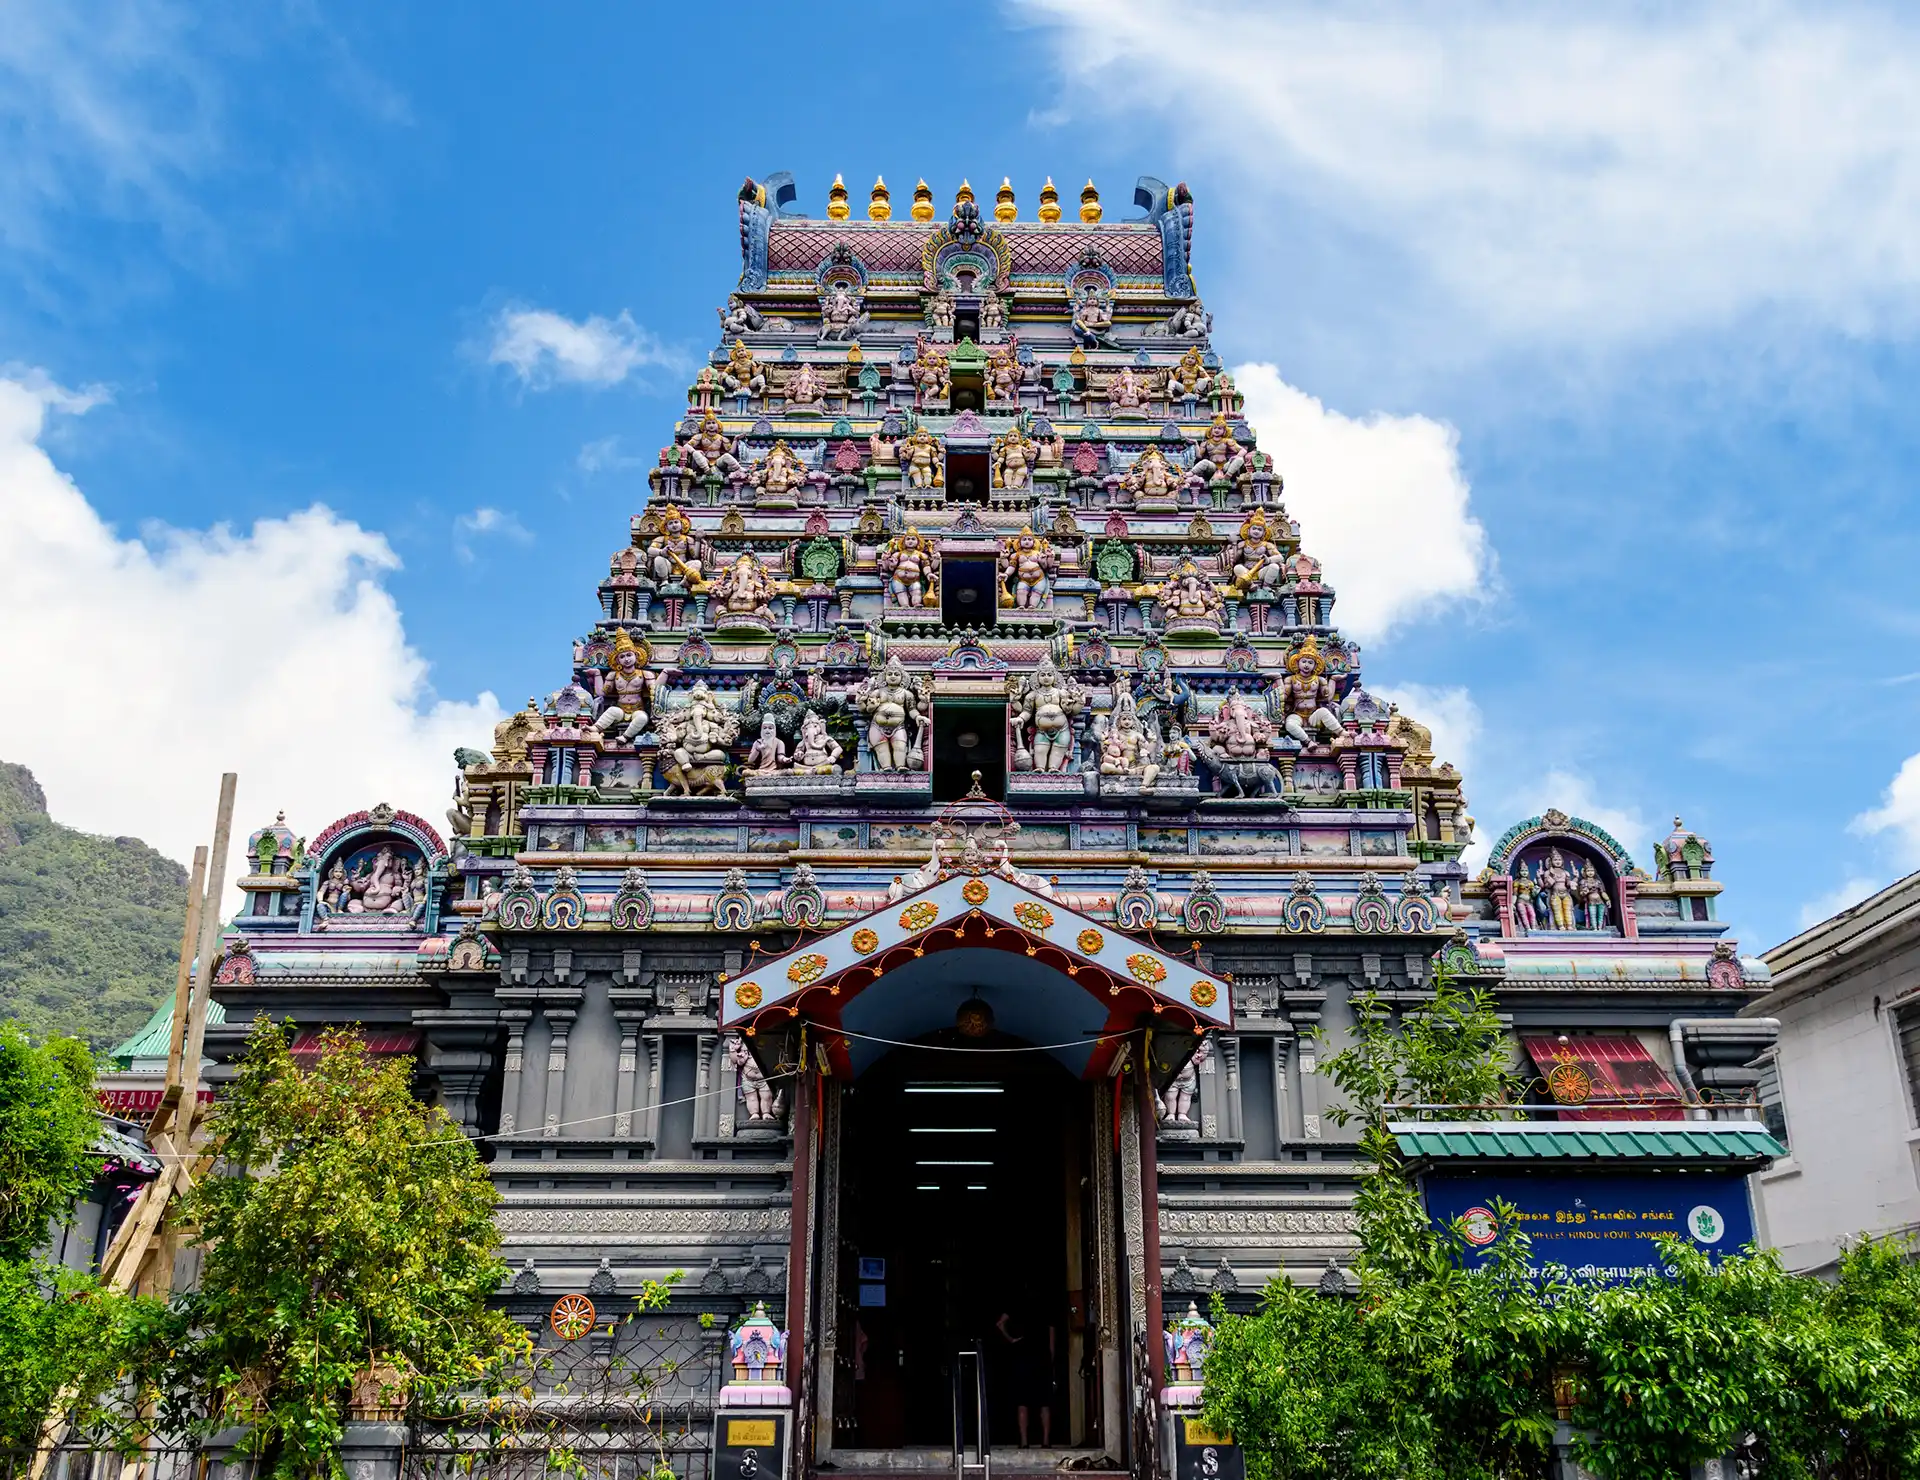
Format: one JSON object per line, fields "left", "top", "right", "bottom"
{"left": 1420, "top": 1171, "right": 1755, "bottom": 1283}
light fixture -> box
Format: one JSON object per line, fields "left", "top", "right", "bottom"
{"left": 956, "top": 588, "right": 979, "bottom": 604}
{"left": 916, "top": 1160, "right": 991, "bottom": 1166}
{"left": 966, "top": 1185, "right": 988, "bottom": 1191}
{"left": 956, "top": 731, "right": 981, "bottom": 749}
{"left": 917, "top": 1184, "right": 941, "bottom": 1191}
{"left": 905, "top": 1085, "right": 1004, "bottom": 1095}
{"left": 908, "top": 1127, "right": 996, "bottom": 1134}
{"left": 956, "top": 997, "right": 995, "bottom": 1037}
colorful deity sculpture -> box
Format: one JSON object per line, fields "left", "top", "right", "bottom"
{"left": 784, "top": 362, "right": 827, "bottom": 410}
{"left": 726, "top": 1301, "right": 788, "bottom": 1390}
{"left": 1099, "top": 689, "right": 1158, "bottom": 788}
{"left": 750, "top": 440, "right": 807, "bottom": 502}
{"left": 593, "top": 629, "right": 656, "bottom": 743}
{"left": 1539, "top": 848, "right": 1578, "bottom": 930}
{"left": 1208, "top": 688, "right": 1274, "bottom": 760}
{"left": 1009, "top": 657, "right": 1087, "bottom": 773}
{"left": 657, "top": 683, "right": 739, "bottom": 797}
{"left": 720, "top": 339, "right": 765, "bottom": 399}
{"left": 646, "top": 505, "right": 707, "bottom": 586}
{"left": 859, "top": 656, "right": 931, "bottom": 772}
{"left": 981, "top": 288, "right": 1006, "bottom": 334}
{"left": 929, "top": 289, "right": 956, "bottom": 331}
{"left": 1158, "top": 1036, "right": 1211, "bottom": 1124}
{"left": 1166, "top": 345, "right": 1212, "bottom": 401}
{"left": 993, "top": 425, "right": 1038, "bottom": 491}
{"left": 712, "top": 551, "right": 779, "bottom": 624}
{"left": 743, "top": 713, "right": 787, "bottom": 775}
{"left": 718, "top": 294, "right": 787, "bottom": 337}
{"left": 1163, "top": 1302, "right": 1213, "bottom": 1393}
{"left": 1107, "top": 364, "right": 1150, "bottom": 414}
{"left": 1122, "top": 445, "right": 1179, "bottom": 504}
{"left": 901, "top": 426, "right": 943, "bottom": 489}
{"left": 1151, "top": 298, "right": 1212, "bottom": 340}
{"left": 1071, "top": 284, "right": 1115, "bottom": 347}
{"left": 791, "top": 709, "right": 845, "bottom": 774}
{"left": 1281, "top": 637, "right": 1344, "bottom": 749}
{"left": 881, "top": 529, "right": 939, "bottom": 608}
{"left": 726, "top": 1036, "right": 782, "bottom": 1123}
{"left": 682, "top": 413, "right": 744, "bottom": 481}
{"left": 986, "top": 341, "right": 1023, "bottom": 404}
{"left": 1512, "top": 861, "right": 1540, "bottom": 933}
{"left": 819, "top": 283, "right": 868, "bottom": 342}
{"left": 1579, "top": 861, "right": 1611, "bottom": 930}
{"left": 999, "top": 529, "right": 1057, "bottom": 609}
{"left": 1227, "top": 512, "right": 1286, "bottom": 596}
{"left": 1153, "top": 562, "right": 1226, "bottom": 630}
{"left": 1190, "top": 413, "right": 1249, "bottom": 486}
{"left": 910, "top": 336, "right": 951, "bottom": 406}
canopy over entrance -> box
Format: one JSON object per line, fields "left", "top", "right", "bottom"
{"left": 721, "top": 872, "right": 1231, "bottom": 1079}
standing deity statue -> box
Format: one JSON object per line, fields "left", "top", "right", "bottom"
{"left": 1009, "top": 657, "right": 1088, "bottom": 773}
{"left": 1158, "top": 1036, "right": 1212, "bottom": 1124}
{"left": 726, "top": 1033, "right": 780, "bottom": 1123}
{"left": 593, "top": 629, "right": 657, "bottom": 743}
{"left": 1153, "top": 563, "right": 1226, "bottom": 629}
{"left": 720, "top": 340, "right": 766, "bottom": 399}
{"left": 993, "top": 426, "right": 1038, "bottom": 491}
{"left": 998, "top": 529, "right": 1057, "bottom": 609}
{"left": 1166, "top": 345, "right": 1213, "bottom": 401}
{"left": 791, "top": 709, "right": 845, "bottom": 774}
{"left": 744, "top": 713, "right": 787, "bottom": 775}
{"left": 645, "top": 506, "right": 707, "bottom": 586}
{"left": 1121, "top": 445, "right": 1179, "bottom": 504}
{"left": 1512, "top": 861, "right": 1540, "bottom": 934}
{"left": 682, "top": 413, "right": 744, "bottom": 481}
{"left": 750, "top": 439, "right": 807, "bottom": 502}
{"left": 1539, "top": 849, "right": 1578, "bottom": 930}
{"left": 981, "top": 288, "right": 1006, "bottom": 334}
{"left": 1071, "top": 285, "right": 1115, "bottom": 347}
{"left": 930, "top": 290, "right": 956, "bottom": 330}
{"left": 1578, "top": 862, "right": 1611, "bottom": 930}
{"left": 657, "top": 683, "right": 740, "bottom": 796}
{"left": 985, "top": 342, "right": 1023, "bottom": 403}
{"left": 1280, "top": 637, "right": 1343, "bottom": 749}
{"left": 1208, "top": 688, "right": 1274, "bottom": 760}
{"left": 819, "top": 284, "right": 869, "bottom": 342}
{"left": 1190, "top": 413, "right": 1249, "bottom": 486}
{"left": 711, "top": 551, "right": 778, "bottom": 622}
{"left": 784, "top": 362, "right": 826, "bottom": 410}
{"left": 881, "top": 528, "right": 939, "bottom": 608}
{"left": 909, "top": 336, "right": 951, "bottom": 406}
{"left": 859, "top": 656, "right": 931, "bottom": 772}
{"left": 900, "top": 427, "right": 944, "bottom": 489}
{"left": 1227, "top": 512, "right": 1286, "bottom": 596}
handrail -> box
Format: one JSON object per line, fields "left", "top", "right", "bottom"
{"left": 952, "top": 1348, "right": 989, "bottom": 1480}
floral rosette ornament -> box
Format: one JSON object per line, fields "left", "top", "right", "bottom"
{"left": 962, "top": 878, "right": 991, "bottom": 905}
{"left": 1014, "top": 901, "right": 1054, "bottom": 931}
{"left": 1126, "top": 952, "right": 1167, "bottom": 986}
{"left": 1190, "top": 981, "right": 1218, "bottom": 1008}
{"left": 1077, "top": 928, "right": 1105, "bottom": 954}
{"left": 787, "top": 953, "right": 829, "bottom": 985}
{"left": 733, "top": 981, "right": 763, "bottom": 1009}
{"left": 900, "top": 901, "right": 939, "bottom": 932}
{"left": 851, "top": 928, "right": 879, "bottom": 955}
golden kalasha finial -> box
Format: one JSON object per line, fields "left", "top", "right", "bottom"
{"left": 1037, "top": 176, "right": 1061, "bottom": 223}
{"left": 995, "top": 177, "right": 1017, "bottom": 222}
{"left": 911, "top": 178, "right": 935, "bottom": 221}
{"left": 868, "top": 176, "right": 891, "bottom": 220}
{"left": 955, "top": 178, "right": 976, "bottom": 207}
{"left": 1079, "top": 179, "right": 1102, "bottom": 223}
{"left": 827, "top": 173, "right": 850, "bottom": 220}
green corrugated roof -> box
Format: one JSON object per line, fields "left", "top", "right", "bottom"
{"left": 110, "top": 997, "right": 227, "bottom": 1063}
{"left": 1388, "top": 1120, "right": 1785, "bottom": 1165}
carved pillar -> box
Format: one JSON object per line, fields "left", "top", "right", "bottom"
{"left": 639, "top": 1033, "right": 665, "bottom": 1145}
{"left": 1092, "top": 1080, "right": 1123, "bottom": 1455}
{"left": 813, "top": 1079, "right": 844, "bottom": 1462}
{"left": 497, "top": 1011, "right": 531, "bottom": 1137}
{"left": 1288, "top": 955, "right": 1325, "bottom": 1141}
{"left": 1118, "top": 1069, "right": 1149, "bottom": 1474}
{"left": 785, "top": 1065, "right": 816, "bottom": 1449}
{"left": 542, "top": 1010, "right": 575, "bottom": 1137}
{"left": 612, "top": 1013, "right": 643, "bottom": 1140}
{"left": 1137, "top": 1058, "right": 1167, "bottom": 1474}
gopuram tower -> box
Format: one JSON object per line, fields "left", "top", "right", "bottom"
{"left": 208, "top": 171, "right": 1773, "bottom": 1469}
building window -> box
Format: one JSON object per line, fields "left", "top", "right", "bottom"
{"left": 1894, "top": 999, "right": 1920, "bottom": 1126}
{"left": 1754, "top": 1048, "right": 1790, "bottom": 1150}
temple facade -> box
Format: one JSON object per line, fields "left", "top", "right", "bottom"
{"left": 208, "top": 172, "right": 1776, "bottom": 1473}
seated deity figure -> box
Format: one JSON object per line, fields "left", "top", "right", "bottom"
{"left": 1162, "top": 723, "right": 1195, "bottom": 777}
{"left": 593, "top": 629, "right": 656, "bottom": 743}
{"left": 1539, "top": 849, "right": 1578, "bottom": 930}
{"left": 318, "top": 861, "right": 350, "bottom": 916}
{"left": 860, "top": 656, "right": 931, "bottom": 772}
{"left": 646, "top": 506, "right": 707, "bottom": 586}
{"left": 1071, "top": 285, "right": 1115, "bottom": 347}
{"left": 985, "top": 343, "right": 1022, "bottom": 403}
{"left": 1107, "top": 364, "right": 1149, "bottom": 414}
{"left": 750, "top": 440, "right": 807, "bottom": 502}
{"left": 1512, "top": 861, "right": 1540, "bottom": 934}
{"left": 1166, "top": 345, "right": 1213, "bottom": 401}
{"left": 1190, "top": 414, "right": 1249, "bottom": 486}
{"left": 743, "top": 713, "right": 786, "bottom": 775}
{"left": 1280, "top": 637, "right": 1344, "bottom": 749}
{"left": 784, "top": 362, "right": 827, "bottom": 410}
{"left": 930, "top": 290, "right": 956, "bottom": 330}
{"left": 993, "top": 427, "right": 1037, "bottom": 491}
{"left": 791, "top": 709, "right": 844, "bottom": 774}
{"left": 718, "top": 295, "right": 766, "bottom": 337}
{"left": 1578, "top": 861, "right": 1611, "bottom": 930}
{"left": 1153, "top": 564, "right": 1225, "bottom": 629}
{"left": 711, "top": 551, "right": 777, "bottom": 622}
{"left": 1008, "top": 657, "right": 1087, "bottom": 773}
{"left": 682, "top": 413, "right": 744, "bottom": 481}
{"left": 1149, "top": 299, "right": 1213, "bottom": 340}
{"left": 999, "top": 529, "right": 1056, "bottom": 609}
{"left": 1121, "top": 445, "right": 1179, "bottom": 504}
{"left": 1227, "top": 512, "right": 1286, "bottom": 596}
{"left": 1099, "top": 691, "right": 1151, "bottom": 781}
{"left": 881, "top": 528, "right": 938, "bottom": 609}
{"left": 720, "top": 340, "right": 766, "bottom": 399}
{"left": 900, "top": 427, "right": 943, "bottom": 489}
{"left": 657, "top": 683, "right": 738, "bottom": 796}
{"left": 868, "top": 426, "right": 900, "bottom": 471}
{"left": 819, "top": 284, "right": 868, "bottom": 342}
{"left": 981, "top": 289, "right": 1006, "bottom": 334}
{"left": 1208, "top": 688, "right": 1273, "bottom": 760}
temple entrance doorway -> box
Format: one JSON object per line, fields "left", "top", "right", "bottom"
{"left": 836, "top": 1040, "right": 1092, "bottom": 1453}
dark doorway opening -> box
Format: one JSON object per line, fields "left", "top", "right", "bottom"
{"left": 838, "top": 1042, "right": 1085, "bottom": 1450}
{"left": 954, "top": 308, "right": 981, "bottom": 342}
{"left": 941, "top": 556, "right": 999, "bottom": 628}
{"left": 951, "top": 371, "right": 986, "bottom": 415}
{"left": 933, "top": 701, "right": 1006, "bottom": 801}
{"left": 946, "top": 449, "right": 990, "bottom": 503}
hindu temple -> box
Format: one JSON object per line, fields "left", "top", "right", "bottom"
{"left": 206, "top": 171, "right": 1778, "bottom": 1475}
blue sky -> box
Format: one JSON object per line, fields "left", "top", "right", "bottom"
{"left": 3, "top": 0, "right": 1919, "bottom": 952}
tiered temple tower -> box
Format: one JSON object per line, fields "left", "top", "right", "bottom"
{"left": 209, "top": 173, "right": 1774, "bottom": 1469}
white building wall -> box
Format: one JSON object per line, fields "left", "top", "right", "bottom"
{"left": 1752, "top": 950, "right": 1920, "bottom": 1273}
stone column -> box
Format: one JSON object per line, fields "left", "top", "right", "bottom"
{"left": 1092, "top": 1080, "right": 1123, "bottom": 1455}
{"left": 497, "top": 1010, "right": 531, "bottom": 1136}
{"left": 542, "top": 1010, "right": 576, "bottom": 1137}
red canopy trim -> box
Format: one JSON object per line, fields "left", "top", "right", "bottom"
{"left": 1520, "top": 1034, "right": 1684, "bottom": 1122}
{"left": 289, "top": 1028, "right": 424, "bottom": 1059}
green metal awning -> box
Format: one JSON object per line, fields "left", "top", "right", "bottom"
{"left": 1388, "top": 1120, "right": 1785, "bottom": 1168}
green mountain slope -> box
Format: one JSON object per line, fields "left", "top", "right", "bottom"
{"left": 0, "top": 763, "right": 190, "bottom": 1048}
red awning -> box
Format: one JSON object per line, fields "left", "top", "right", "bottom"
{"left": 1520, "top": 1035, "right": 1685, "bottom": 1121}
{"left": 289, "top": 1028, "right": 424, "bottom": 1059}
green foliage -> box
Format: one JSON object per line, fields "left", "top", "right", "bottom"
{"left": 0, "top": 1022, "right": 102, "bottom": 1261}
{"left": 156, "top": 1020, "right": 525, "bottom": 1476}
{"left": 0, "top": 762, "right": 190, "bottom": 1048}
{"left": 0, "top": 1260, "right": 153, "bottom": 1450}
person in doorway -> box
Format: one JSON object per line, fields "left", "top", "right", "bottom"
{"left": 994, "top": 1308, "right": 1056, "bottom": 1447}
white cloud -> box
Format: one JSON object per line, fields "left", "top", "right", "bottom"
{"left": 1854, "top": 752, "right": 1920, "bottom": 870}
{"left": 486, "top": 305, "right": 678, "bottom": 389}
{"left": 1028, "top": 0, "right": 1920, "bottom": 345}
{"left": 1373, "top": 682, "right": 1487, "bottom": 868}
{"left": 1234, "top": 362, "right": 1487, "bottom": 643}
{"left": 452, "top": 505, "right": 531, "bottom": 563}
{"left": 0, "top": 374, "right": 502, "bottom": 910}
{"left": 1796, "top": 875, "right": 1884, "bottom": 931}
{"left": 576, "top": 436, "right": 646, "bottom": 476}
{"left": 1509, "top": 769, "right": 1653, "bottom": 872}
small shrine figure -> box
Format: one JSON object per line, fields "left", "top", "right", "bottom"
{"left": 999, "top": 529, "right": 1057, "bottom": 609}
{"left": 901, "top": 426, "right": 944, "bottom": 489}
{"left": 993, "top": 426, "right": 1038, "bottom": 491}
{"left": 720, "top": 339, "right": 765, "bottom": 399}
{"left": 593, "top": 629, "right": 656, "bottom": 744}
{"left": 784, "top": 362, "right": 826, "bottom": 410}
{"left": 1152, "top": 298, "right": 1213, "bottom": 339}
{"left": 657, "top": 683, "right": 740, "bottom": 797}
{"left": 682, "top": 413, "right": 743, "bottom": 481}
{"left": 1190, "top": 413, "right": 1249, "bottom": 486}
{"left": 1153, "top": 562, "right": 1226, "bottom": 631}
{"left": 726, "top": 1300, "right": 788, "bottom": 1387}
{"left": 1163, "top": 723, "right": 1195, "bottom": 777}
{"left": 646, "top": 505, "right": 707, "bottom": 586}
{"left": 819, "top": 283, "right": 868, "bottom": 341}
{"left": 1539, "top": 848, "right": 1578, "bottom": 930}
{"left": 929, "top": 289, "right": 956, "bottom": 330}
{"left": 881, "top": 528, "right": 939, "bottom": 608}
{"left": 1121, "top": 445, "right": 1179, "bottom": 504}
{"left": 1512, "top": 861, "right": 1540, "bottom": 934}
{"left": 859, "top": 656, "right": 931, "bottom": 772}
{"left": 985, "top": 341, "right": 1022, "bottom": 403}
{"left": 1281, "top": 637, "right": 1344, "bottom": 749}
{"left": 750, "top": 439, "right": 807, "bottom": 502}
{"left": 790, "top": 709, "right": 844, "bottom": 774}
{"left": 1099, "top": 690, "right": 1152, "bottom": 783}
{"left": 712, "top": 551, "right": 778, "bottom": 623}
{"left": 1166, "top": 345, "right": 1212, "bottom": 401}
{"left": 1071, "top": 284, "right": 1115, "bottom": 347}
{"left": 1158, "top": 1036, "right": 1211, "bottom": 1124}
{"left": 868, "top": 425, "right": 899, "bottom": 471}
{"left": 743, "top": 713, "right": 787, "bottom": 775}
{"left": 1163, "top": 1302, "right": 1213, "bottom": 1394}
{"left": 1008, "top": 657, "right": 1087, "bottom": 773}
{"left": 1208, "top": 688, "right": 1273, "bottom": 760}
{"left": 910, "top": 337, "right": 951, "bottom": 406}
{"left": 1227, "top": 511, "right": 1286, "bottom": 596}
{"left": 727, "top": 1036, "right": 782, "bottom": 1123}
{"left": 1107, "top": 364, "right": 1150, "bottom": 414}
{"left": 1578, "top": 861, "right": 1611, "bottom": 930}
{"left": 981, "top": 288, "right": 1006, "bottom": 334}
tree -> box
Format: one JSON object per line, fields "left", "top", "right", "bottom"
{"left": 0, "top": 1022, "right": 101, "bottom": 1262}
{"left": 156, "top": 1020, "right": 524, "bottom": 1475}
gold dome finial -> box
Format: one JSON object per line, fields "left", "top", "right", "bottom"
{"left": 1037, "top": 176, "right": 1061, "bottom": 223}
{"left": 827, "top": 173, "right": 850, "bottom": 220}
{"left": 1079, "top": 179, "right": 1102, "bottom": 223}
{"left": 911, "top": 178, "right": 935, "bottom": 222}
{"left": 956, "top": 178, "right": 976, "bottom": 207}
{"left": 868, "top": 175, "right": 892, "bottom": 220}
{"left": 994, "top": 177, "right": 1017, "bottom": 222}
